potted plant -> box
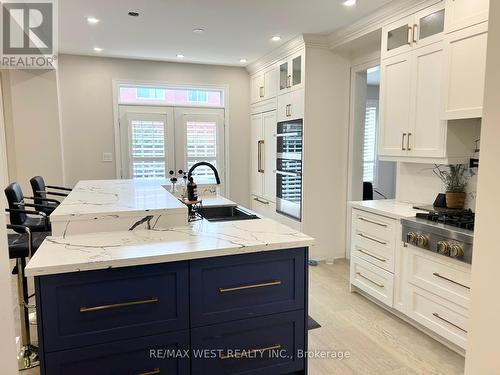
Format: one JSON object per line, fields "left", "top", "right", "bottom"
{"left": 433, "top": 164, "right": 471, "bottom": 209}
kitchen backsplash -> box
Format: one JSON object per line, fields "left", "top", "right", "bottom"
{"left": 395, "top": 162, "right": 478, "bottom": 210}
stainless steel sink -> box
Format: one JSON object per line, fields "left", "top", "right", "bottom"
{"left": 200, "top": 205, "right": 260, "bottom": 222}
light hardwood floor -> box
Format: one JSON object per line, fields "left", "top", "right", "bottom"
{"left": 15, "top": 259, "right": 465, "bottom": 374}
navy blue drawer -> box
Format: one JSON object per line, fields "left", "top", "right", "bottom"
{"left": 44, "top": 330, "right": 190, "bottom": 375}
{"left": 191, "top": 310, "right": 305, "bottom": 375}
{"left": 37, "top": 262, "right": 189, "bottom": 352}
{"left": 190, "top": 248, "right": 306, "bottom": 326}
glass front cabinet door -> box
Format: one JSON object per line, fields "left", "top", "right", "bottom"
{"left": 278, "top": 51, "right": 304, "bottom": 93}
{"left": 382, "top": 3, "right": 445, "bottom": 59}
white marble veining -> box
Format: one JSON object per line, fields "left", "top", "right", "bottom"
{"left": 25, "top": 218, "right": 314, "bottom": 277}
{"left": 51, "top": 179, "right": 186, "bottom": 221}
{"left": 349, "top": 199, "right": 427, "bottom": 219}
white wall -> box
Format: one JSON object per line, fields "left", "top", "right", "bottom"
{"left": 396, "top": 162, "right": 478, "bottom": 209}
{"left": 303, "top": 46, "right": 350, "bottom": 261}
{"left": 465, "top": 2, "right": 500, "bottom": 372}
{"left": 58, "top": 54, "right": 250, "bottom": 205}
{"left": 0, "top": 75, "right": 20, "bottom": 375}
{"left": 1, "top": 69, "right": 64, "bottom": 193}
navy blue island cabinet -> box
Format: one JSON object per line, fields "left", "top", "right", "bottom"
{"left": 35, "top": 248, "right": 309, "bottom": 375}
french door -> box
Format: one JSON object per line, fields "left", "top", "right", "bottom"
{"left": 119, "top": 106, "right": 225, "bottom": 188}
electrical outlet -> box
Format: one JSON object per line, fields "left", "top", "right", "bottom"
{"left": 102, "top": 152, "right": 113, "bottom": 162}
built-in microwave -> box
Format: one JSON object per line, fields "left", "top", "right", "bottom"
{"left": 276, "top": 119, "right": 303, "bottom": 221}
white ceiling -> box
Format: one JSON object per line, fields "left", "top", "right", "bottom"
{"left": 59, "top": 0, "right": 394, "bottom": 66}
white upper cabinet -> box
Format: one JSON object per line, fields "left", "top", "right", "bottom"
{"left": 445, "top": 0, "right": 489, "bottom": 33}
{"left": 250, "top": 66, "right": 278, "bottom": 104}
{"left": 278, "top": 50, "right": 305, "bottom": 94}
{"left": 379, "top": 53, "right": 413, "bottom": 157}
{"left": 382, "top": 3, "right": 445, "bottom": 59}
{"left": 409, "top": 42, "right": 446, "bottom": 158}
{"left": 443, "top": 18, "right": 488, "bottom": 120}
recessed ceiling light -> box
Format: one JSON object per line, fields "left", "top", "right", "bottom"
{"left": 239, "top": 58, "right": 247, "bottom": 63}
{"left": 128, "top": 11, "right": 140, "bottom": 17}
{"left": 93, "top": 47, "right": 103, "bottom": 52}
{"left": 87, "top": 17, "right": 99, "bottom": 24}
{"left": 343, "top": 0, "right": 357, "bottom": 6}
{"left": 177, "top": 54, "right": 185, "bottom": 59}
{"left": 193, "top": 28, "right": 205, "bottom": 34}
{"left": 271, "top": 35, "right": 281, "bottom": 42}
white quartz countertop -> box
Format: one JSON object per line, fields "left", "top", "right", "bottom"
{"left": 50, "top": 179, "right": 186, "bottom": 222}
{"left": 25, "top": 218, "right": 314, "bottom": 277}
{"left": 349, "top": 199, "right": 427, "bottom": 219}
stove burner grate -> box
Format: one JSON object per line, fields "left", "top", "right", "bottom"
{"left": 416, "top": 209, "right": 475, "bottom": 231}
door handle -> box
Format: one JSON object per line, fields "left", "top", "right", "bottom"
{"left": 287, "top": 75, "right": 292, "bottom": 88}
{"left": 259, "top": 86, "right": 265, "bottom": 98}
{"left": 407, "top": 133, "right": 412, "bottom": 151}
{"left": 402, "top": 133, "right": 407, "bottom": 151}
{"left": 407, "top": 26, "right": 413, "bottom": 45}
{"left": 413, "top": 24, "right": 418, "bottom": 43}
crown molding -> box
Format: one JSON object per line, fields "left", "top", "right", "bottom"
{"left": 328, "top": 0, "right": 442, "bottom": 50}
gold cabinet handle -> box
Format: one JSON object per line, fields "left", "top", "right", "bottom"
{"left": 259, "top": 86, "right": 265, "bottom": 98}
{"left": 219, "top": 280, "right": 281, "bottom": 293}
{"left": 407, "top": 132, "right": 412, "bottom": 151}
{"left": 80, "top": 297, "right": 159, "bottom": 313}
{"left": 358, "top": 216, "right": 388, "bottom": 228}
{"left": 220, "top": 344, "right": 282, "bottom": 360}
{"left": 254, "top": 197, "right": 270, "bottom": 205}
{"left": 257, "top": 140, "right": 265, "bottom": 173}
{"left": 433, "top": 273, "right": 470, "bottom": 290}
{"left": 407, "top": 26, "right": 413, "bottom": 45}
{"left": 358, "top": 232, "right": 387, "bottom": 245}
{"left": 402, "top": 133, "right": 407, "bottom": 151}
{"left": 433, "top": 313, "right": 467, "bottom": 333}
{"left": 413, "top": 24, "right": 418, "bottom": 43}
{"left": 356, "top": 247, "right": 387, "bottom": 262}
{"left": 287, "top": 75, "right": 292, "bottom": 88}
{"left": 356, "top": 272, "right": 384, "bottom": 288}
{"left": 137, "top": 368, "right": 160, "bottom": 375}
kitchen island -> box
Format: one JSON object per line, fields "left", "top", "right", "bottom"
{"left": 26, "top": 179, "right": 314, "bottom": 375}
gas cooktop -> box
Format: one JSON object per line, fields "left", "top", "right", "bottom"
{"left": 415, "top": 209, "right": 475, "bottom": 231}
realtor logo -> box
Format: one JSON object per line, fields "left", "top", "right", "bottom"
{"left": 1, "top": 0, "right": 57, "bottom": 69}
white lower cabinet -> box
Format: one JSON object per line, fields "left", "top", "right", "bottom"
{"left": 351, "top": 255, "right": 395, "bottom": 307}
{"left": 250, "top": 196, "right": 301, "bottom": 231}
{"left": 350, "top": 207, "right": 471, "bottom": 351}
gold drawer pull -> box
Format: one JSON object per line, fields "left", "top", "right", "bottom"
{"left": 358, "top": 232, "right": 387, "bottom": 245}
{"left": 220, "top": 344, "right": 282, "bottom": 360}
{"left": 358, "top": 216, "right": 388, "bottom": 228}
{"left": 80, "top": 297, "right": 159, "bottom": 313}
{"left": 137, "top": 368, "right": 160, "bottom": 375}
{"left": 432, "top": 313, "right": 467, "bottom": 333}
{"left": 356, "top": 272, "right": 384, "bottom": 288}
{"left": 219, "top": 280, "right": 281, "bottom": 293}
{"left": 356, "top": 247, "right": 387, "bottom": 262}
{"left": 433, "top": 273, "right": 470, "bottom": 290}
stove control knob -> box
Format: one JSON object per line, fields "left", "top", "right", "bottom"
{"left": 450, "top": 243, "right": 464, "bottom": 258}
{"left": 437, "top": 241, "right": 450, "bottom": 255}
{"left": 407, "top": 232, "right": 417, "bottom": 244}
{"left": 416, "top": 234, "right": 430, "bottom": 247}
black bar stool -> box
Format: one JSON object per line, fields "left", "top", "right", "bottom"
{"left": 7, "top": 224, "right": 48, "bottom": 370}
{"left": 5, "top": 182, "right": 51, "bottom": 232}
{"left": 30, "top": 176, "right": 72, "bottom": 215}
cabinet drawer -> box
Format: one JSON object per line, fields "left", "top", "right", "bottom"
{"left": 407, "top": 285, "right": 468, "bottom": 349}
{"left": 352, "top": 209, "right": 397, "bottom": 244}
{"left": 38, "top": 262, "right": 189, "bottom": 352}
{"left": 277, "top": 89, "right": 304, "bottom": 122}
{"left": 351, "top": 228, "right": 396, "bottom": 273}
{"left": 407, "top": 246, "right": 471, "bottom": 309}
{"left": 44, "top": 331, "right": 190, "bottom": 375}
{"left": 190, "top": 249, "right": 306, "bottom": 327}
{"left": 351, "top": 255, "right": 394, "bottom": 307}
{"left": 191, "top": 311, "right": 305, "bottom": 375}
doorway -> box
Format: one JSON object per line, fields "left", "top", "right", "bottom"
{"left": 347, "top": 62, "right": 396, "bottom": 203}
{"left": 118, "top": 105, "right": 225, "bottom": 191}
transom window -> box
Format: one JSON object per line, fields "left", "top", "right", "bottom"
{"left": 119, "top": 85, "right": 223, "bottom": 107}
